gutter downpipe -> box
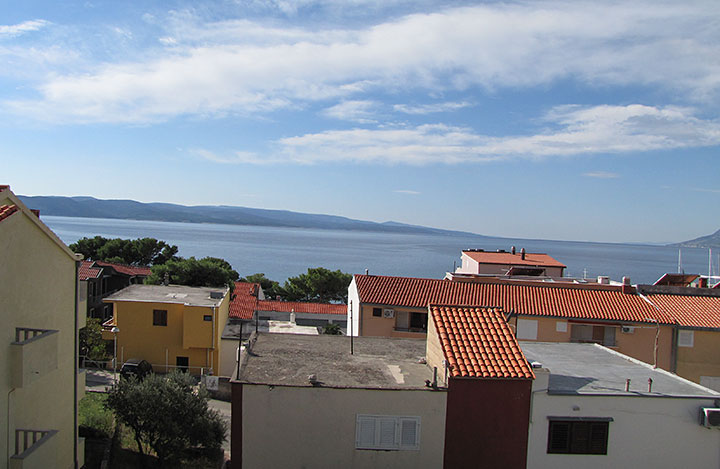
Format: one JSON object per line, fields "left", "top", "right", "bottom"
{"left": 74, "top": 258, "right": 80, "bottom": 469}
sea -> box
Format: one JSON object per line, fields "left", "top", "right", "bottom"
{"left": 43, "top": 215, "right": 717, "bottom": 285}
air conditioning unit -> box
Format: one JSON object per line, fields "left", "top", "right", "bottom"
{"left": 383, "top": 308, "right": 395, "bottom": 318}
{"left": 621, "top": 326, "right": 635, "bottom": 334}
{"left": 700, "top": 408, "right": 720, "bottom": 427}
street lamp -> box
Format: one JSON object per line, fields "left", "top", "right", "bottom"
{"left": 111, "top": 326, "right": 120, "bottom": 383}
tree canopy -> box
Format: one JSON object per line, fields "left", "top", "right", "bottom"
{"left": 70, "top": 236, "right": 178, "bottom": 266}
{"left": 79, "top": 318, "right": 108, "bottom": 361}
{"left": 146, "top": 257, "right": 239, "bottom": 290}
{"left": 241, "top": 273, "right": 282, "bottom": 299}
{"left": 105, "top": 371, "right": 226, "bottom": 466}
{"left": 280, "top": 267, "right": 352, "bottom": 303}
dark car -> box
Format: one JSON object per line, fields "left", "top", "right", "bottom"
{"left": 120, "top": 359, "right": 153, "bottom": 380}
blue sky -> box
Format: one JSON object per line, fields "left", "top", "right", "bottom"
{"left": 2, "top": 0, "right": 719, "bottom": 243}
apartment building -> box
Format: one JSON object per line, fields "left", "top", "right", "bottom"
{"left": 1, "top": 185, "right": 85, "bottom": 469}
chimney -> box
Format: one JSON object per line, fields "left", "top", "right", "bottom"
{"left": 290, "top": 309, "right": 296, "bottom": 324}
{"left": 698, "top": 277, "right": 708, "bottom": 288}
{"left": 520, "top": 248, "right": 526, "bottom": 260}
{"left": 511, "top": 246, "right": 516, "bottom": 255}
{"left": 622, "top": 276, "right": 632, "bottom": 294}
{"left": 365, "top": 269, "right": 369, "bottom": 275}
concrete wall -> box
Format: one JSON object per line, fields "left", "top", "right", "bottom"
{"left": 527, "top": 369, "right": 720, "bottom": 469}
{"left": 1, "top": 206, "right": 79, "bottom": 468}
{"left": 425, "top": 315, "right": 447, "bottom": 386}
{"left": 359, "top": 304, "right": 427, "bottom": 338}
{"left": 219, "top": 338, "right": 241, "bottom": 378}
{"left": 676, "top": 329, "right": 720, "bottom": 386}
{"left": 109, "top": 292, "right": 229, "bottom": 375}
{"left": 237, "top": 384, "right": 447, "bottom": 469}
{"left": 444, "top": 378, "right": 532, "bottom": 469}
{"left": 511, "top": 316, "right": 674, "bottom": 371}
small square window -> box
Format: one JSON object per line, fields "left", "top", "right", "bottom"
{"left": 203, "top": 315, "right": 212, "bottom": 321}
{"left": 372, "top": 307, "right": 382, "bottom": 317}
{"left": 678, "top": 330, "right": 694, "bottom": 347}
{"left": 153, "top": 309, "right": 167, "bottom": 326}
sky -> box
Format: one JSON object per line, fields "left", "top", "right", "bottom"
{"left": 1, "top": 0, "right": 719, "bottom": 244}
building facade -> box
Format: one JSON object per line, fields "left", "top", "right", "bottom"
{"left": 103, "top": 284, "right": 229, "bottom": 375}
{"left": 1, "top": 185, "right": 85, "bottom": 469}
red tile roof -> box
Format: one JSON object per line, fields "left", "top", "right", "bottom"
{"left": 354, "top": 275, "right": 673, "bottom": 325}
{"left": 95, "top": 260, "right": 152, "bottom": 277}
{"left": 463, "top": 250, "right": 566, "bottom": 268}
{"left": 430, "top": 305, "right": 534, "bottom": 379}
{"left": 78, "top": 260, "right": 102, "bottom": 281}
{"left": 257, "top": 300, "right": 346, "bottom": 315}
{"left": 0, "top": 204, "right": 18, "bottom": 223}
{"left": 229, "top": 282, "right": 260, "bottom": 320}
{"left": 646, "top": 294, "right": 720, "bottom": 329}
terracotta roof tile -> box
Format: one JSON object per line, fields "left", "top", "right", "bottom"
{"left": 257, "top": 300, "right": 346, "bottom": 315}
{"left": 647, "top": 294, "right": 720, "bottom": 329}
{"left": 463, "top": 250, "right": 566, "bottom": 268}
{"left": 355, "top": 275, "right": 673, "bottom": 324}
{"left": 95, "top": 260, "right": 152, "bottom": 277}
{"left": 78, "top": 260, "right": 102, "bottom": 281}
{"left": 430, "top": 305, "right": 534, "bottom": 379}
{"left": 0, "top": 204, "right": 18, "bottom": 223}
{"left": 229, "top": 281, "right": 260, "bottom": 320}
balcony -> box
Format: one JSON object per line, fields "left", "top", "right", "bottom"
{"left": 10, "top": 328, "right": 59, "bottom": 388}
{"left": 9, "top": 429, "right": 58, "bottom": 469}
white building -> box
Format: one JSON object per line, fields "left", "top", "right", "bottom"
{"left": 522, "top": 342, "right": 720, "bottom": 469}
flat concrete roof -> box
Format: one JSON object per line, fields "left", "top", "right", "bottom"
{"left": 520, "top": 341, "right": 720, "bottom": 398}
{"left": 234, "top": 333, "right": 436, "bottom": 390}
{"left": 104, "top": 284, "right": 227, "bottom": 307}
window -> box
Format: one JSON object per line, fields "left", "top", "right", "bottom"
{"left": 409, "top": 312, "right": 427, "bottom": 332}
{"left": 153, "top": 309, "right": 167, "bottom": 326}
{"left": 203, "top": 315, "right": 212, "bottom": 321}
{"left": 547, "top": 419, "right": 610, "bottom": 455}
{"left": 373, "top": 307, "right": 382, "bottom": 317}
{"left": 356, "top": 415, "right": 420, "bottom": 451}
{"left": 517, "top": 319, "right": 538, "bottom": 340}
{"left": 678, "top": 330, "right": 694, "bottom": 347}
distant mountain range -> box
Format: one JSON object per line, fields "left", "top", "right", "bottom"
{"left": 674, "top": 228, "right": 720, "bottom": 248}
{"left": 19, "top": 195, "right": 480, "bottom": 237}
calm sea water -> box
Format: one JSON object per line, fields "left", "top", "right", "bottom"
{"left": 43, "top": 216, "right": 716, "bottom": 284}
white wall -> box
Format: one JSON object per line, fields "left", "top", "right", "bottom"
{"left": 241, "top": 385, "right": 446, "bottom": 468}
{"left": 219, "top": 337, "right": 241, "bottom": 378}
{"left": 527, "top": 370, "right": 720, "bottom": 469}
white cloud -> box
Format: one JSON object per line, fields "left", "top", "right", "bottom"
{"left": 394, "top": 189, "right": 420, "bottom": 194}
{"left": 262, "top": 104, "right": 720, "bottom": 165}
{"left": 691, "top": 187, "right": 720, "bottom": 194}
{"left": 583, "top": 171, "right": 620, "bottom": 178}
{"left": 0, "top": 20, "right": 49, "bottom": 38}
{"left": 192, "top": 148, "right": 270, "bottom": 165}
{"left": 393, "top": 101, "right": 472, "bottom": 115}
{"left": 4, "top": 1, "right": 720, "bottom": 123}
{"left": 322, "top": 100, "right": 378, "bottom": 123}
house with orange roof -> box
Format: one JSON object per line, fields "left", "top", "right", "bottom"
{"left": 1, "top": 185, "right": 85, "bottom": 468}
{"left": 347, "top": 274, "right": 676, "bottom": 371}
{"left": 456, "top": 247, "right": 566, "bottom": 277}
{"left": 79, "top": 259, "right": 152, "bottom": 320}
{"left": 256, "top": 299, "right": 347, "bottom": 328}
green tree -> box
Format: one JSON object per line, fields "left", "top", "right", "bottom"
{"left": 280, "top": 267, "right": 352, "bottom": 303}
{"left": 146, "top": 257, "right": 239, "bottom": 290}
{"left": 241, "top": 273, "right": 282, "bottom": 299}
{"left": 79, "top": 318, "right": 108, "bottom": 361}
{"left": 105, "top": 371, "right": 226, "bottom": 466}
{"left": 69, "top": 236, "right": 178, "bottom": 266}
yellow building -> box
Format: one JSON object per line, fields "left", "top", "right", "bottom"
{"left": 0, "top": 185, "right": 85, "bottom": 469}
{"left": 103, "top": 284, "right": 230, "bottom": 376}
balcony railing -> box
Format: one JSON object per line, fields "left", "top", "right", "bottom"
{"left": 10, "top": 429, "right": 58, "bottom": 469}
{"left": 11, "top": 327, "right": 59, "bottom": 388}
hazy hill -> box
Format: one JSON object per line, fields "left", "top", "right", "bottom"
{"left": 19, "top": 195, "right": 479, "bottom": 237}
{"left": 674, "top": 228, "right": 720, "bottom": 248}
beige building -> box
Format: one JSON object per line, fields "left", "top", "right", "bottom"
{"left": 0, "top": 185, "right": 85, "bottom": 469}
{"left": 455, "top": 248, "right": 566, "bottom": 277}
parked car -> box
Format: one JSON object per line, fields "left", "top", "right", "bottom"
{"left": 120, "top": 358, "right": 153, "bottom": 380}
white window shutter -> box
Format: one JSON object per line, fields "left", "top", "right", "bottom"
{"left": 356, "top": 417, "right": 376, "bottom": 448}
{"left": 400, "top": 418, "right": 418, "bottom": 448}
{"left": 378, "top": 418, "right": 397, "bottom": 448}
